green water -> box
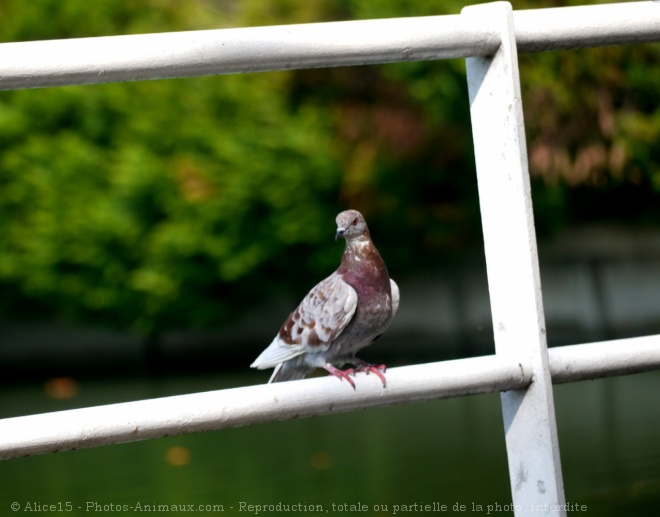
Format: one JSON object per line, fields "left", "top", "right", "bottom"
{"left": 0, "top": 370, "right": 659, "bottom": 516}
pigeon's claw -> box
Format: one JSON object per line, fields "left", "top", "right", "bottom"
{"left": 323, "top": 364, "right": 356, "bottom": 390}
{"left": 348, "top": 361, "right": 387, "bottom": 388}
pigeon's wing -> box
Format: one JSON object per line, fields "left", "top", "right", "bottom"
{"left": 250, "top": 272, "right": 358, "bottom": 370}
{"left": 390, "top": 279, "right": 400, "bottom": 317}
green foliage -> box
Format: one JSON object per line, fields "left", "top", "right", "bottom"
{"left": 0, "top": 70, "right": 343, "bottom": 332}
{"left": 0, "top": 0, "right": 343, "bottom": 333}
{"left": 0, "top": 0, "right": 658, "bottom": 334}
{"left": 521, "top": 42, "right": 660, "bottom": 228}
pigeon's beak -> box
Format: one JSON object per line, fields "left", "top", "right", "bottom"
{"left": 335, "top": 228, "right": 346, "bottom": 241}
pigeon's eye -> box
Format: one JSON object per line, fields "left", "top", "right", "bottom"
{"left": 352, "top": 218, "right": 358, "bottom": 226}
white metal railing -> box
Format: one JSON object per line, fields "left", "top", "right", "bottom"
{"left": 1, "top": 2, "right": 660, "bottom": 516}
{"left": 2, "top": 337, "right": 659, "bottom": 460}
{"left": 465, "top": 4, "right": 567, "bottom": 508}
{"left": 0, "top": 2, "right": 658, "bottom": 90}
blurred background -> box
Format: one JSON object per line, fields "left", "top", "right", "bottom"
{"left": 0, "top": 0, "right": 659, "bottom": 515}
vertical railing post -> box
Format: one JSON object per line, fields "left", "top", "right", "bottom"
{"left": 462, "top": 2, "right": 566, "bottom": 515}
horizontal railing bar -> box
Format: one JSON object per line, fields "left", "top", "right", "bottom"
{"left": 0, "top": 2, "right": 658, "bottom": 91}
{"left": 549, "top": 334, "right": 660, "bottom": 384}
{"left": 1, "top": 336, "right": 660, "bottom": 460}
{"left": 514, "top": 1, "right": 660, "bottom": 53}
{"left": 0, "top": 355, "right": 530, "bottom": 460}
{"left": 0, "top": 15, "right": 498, "bottom": 91}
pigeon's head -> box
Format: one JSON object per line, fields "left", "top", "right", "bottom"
{"left": 335, "top": 209, "right": 369, "bottom": 241}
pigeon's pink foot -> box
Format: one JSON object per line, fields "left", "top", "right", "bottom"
{"left": 323, "top": 364, "right": 356, "bottom": 389}
{"left": 347, "top": 361, "right": 387, "bottom": 388}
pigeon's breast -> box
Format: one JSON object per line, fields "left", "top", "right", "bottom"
{"left": 334, "top": 237, "right": 395, "bottom": 350}
{"left": 341, "top": 266, "right": 393, "bottom": 338}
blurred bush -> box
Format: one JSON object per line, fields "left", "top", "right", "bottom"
{"left": 0, "top": 0, "right": 658, "bottom": 335}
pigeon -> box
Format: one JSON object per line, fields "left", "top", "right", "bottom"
{"left": 250, "top": 209, "right": 399, "bottom": 388}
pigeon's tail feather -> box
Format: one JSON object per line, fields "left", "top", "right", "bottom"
{"left": 268, "top": 361, "right": 313, "bottom": 383}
